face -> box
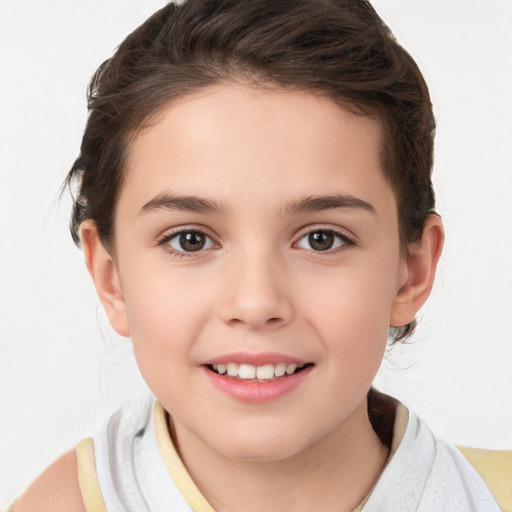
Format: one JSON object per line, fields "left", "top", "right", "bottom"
{"left": 107, "top": 84, "right": 411, "bottom": 461}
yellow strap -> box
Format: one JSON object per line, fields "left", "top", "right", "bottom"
{"left": 154, "top": 402, "right": 216, "bottom": 512}
{"left": 457, "top": 446, "right": 512, "bottom": 512}
{"left": 76, "top": 437, "right": 108, "bottom": 512}
{"left": 6, "top": 499, "right": 18, "bottom": 512}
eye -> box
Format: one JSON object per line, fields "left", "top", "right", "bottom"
{"left": 164, "top": 230, "right": 216, "bottom": 253}
{"left": 295, "top": 229, "right": 351, "bottom": 252}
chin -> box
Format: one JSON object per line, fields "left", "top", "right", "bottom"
{"left": 221, "top": 439, "right": 302, "bottom": 462}
{"left": 207, "top": 422, "right": 316, "bottom": 463}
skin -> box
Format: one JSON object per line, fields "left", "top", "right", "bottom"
{"left": 17, "top": 84, "right": 443, "bottom": 511}
{"left": 14, "top": 450, "right": 83, "bottom": 511}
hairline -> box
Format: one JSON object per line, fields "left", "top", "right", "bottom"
{"left": 104, "top": 79, "right": 403, "bottom": 253}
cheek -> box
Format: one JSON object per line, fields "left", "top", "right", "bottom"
{"left": 121, "top": 268, "right": 214, "bottom": 379}
{"left": 297, "top": 262, "right": 396, "bottom": 358}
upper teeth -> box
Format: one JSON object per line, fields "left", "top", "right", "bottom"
{"left": 212, "top": 362, "right": 301, "bottom": 380}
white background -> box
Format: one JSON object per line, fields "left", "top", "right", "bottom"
{"left": 1, "top": 0, "right": 511, "bottom": 507}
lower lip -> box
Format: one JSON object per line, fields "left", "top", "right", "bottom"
{"left": 203, "top": 365, "right": 313, "bottom": 404}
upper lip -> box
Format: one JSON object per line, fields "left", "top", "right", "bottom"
{"left": 202, "top": 352, "right": 311, "bottom": 367}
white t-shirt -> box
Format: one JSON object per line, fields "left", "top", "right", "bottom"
{"left": 76, "top": 393, "right": 501, "bottom": 512}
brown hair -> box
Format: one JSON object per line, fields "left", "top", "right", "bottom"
{"left": 66, "top": 0, "right": 436, "bottom": 340}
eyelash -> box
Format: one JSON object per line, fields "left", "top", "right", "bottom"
{"left": 157, "top": 225, "right": 355, "bottom": 258}
{"left": 157, "top": 228, "right": 218, "bottom": 259}
{"left": 293, "top": 226, "right": 355, "bottom": 254}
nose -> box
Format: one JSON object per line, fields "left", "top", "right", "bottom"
{"left": 219, "top": 250, "right": 294, "bottom": 330}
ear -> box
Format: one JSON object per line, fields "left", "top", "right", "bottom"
{"left": 79, "top": 220, "right": 130, "bottom": 337}
{"left": 391, "top": 214, "right": 444, "bottom": 326}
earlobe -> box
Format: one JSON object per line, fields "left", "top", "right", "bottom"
{"left": 391, "top": 214, "right": 444, "bottom": 327}
{"left": 79, "top": 221, "right": 131, "bottom": 337}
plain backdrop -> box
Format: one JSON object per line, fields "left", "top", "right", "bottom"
{"left": 1, "top": 0, "right": 511, "bottom": 507}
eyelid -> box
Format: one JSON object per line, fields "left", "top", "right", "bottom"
{"left": 156, "top": 225, "right": 220, "bottom": 256}
{"left": 293, "top": 224, "right": 356, "bottom": 251}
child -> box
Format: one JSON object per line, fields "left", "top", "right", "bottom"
{"left": 12, "top": 0, "right": 510, "bottom": 511}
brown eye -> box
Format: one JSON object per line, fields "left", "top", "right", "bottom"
{"left": 180, "top": 232, "right": 205, "bottom": 251}
{"left": 296, "top": 229, "right": 350, "bottom": 252}
{"left": 308, "top": 231, "right": 334, "bottom": 251}
{"left": 168, "top": 231, "right": 215, "bottom": 252}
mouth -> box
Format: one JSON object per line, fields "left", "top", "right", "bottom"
{"left": 206, "top": 362, "right": 314, "bottom": 382}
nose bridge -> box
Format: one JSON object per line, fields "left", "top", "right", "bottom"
{"left": 220, "top": 244, "right": 293, "bottom": 329}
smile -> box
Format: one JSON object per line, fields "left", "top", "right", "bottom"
{"left": 203, "top": 352, "right": 314, "bottom": 403}
{"left": 208, "top": 362, "right": 311, "bottom": 382}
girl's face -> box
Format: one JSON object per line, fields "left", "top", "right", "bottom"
{"left": 104, "top": 84, "right": 412, "bottom": 461}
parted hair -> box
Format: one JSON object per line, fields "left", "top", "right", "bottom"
{"left": 67, "top": 0, "right": 436, "bottom": 340}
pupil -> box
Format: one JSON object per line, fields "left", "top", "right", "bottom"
{"left": 180, "top": 232, "right": 205, "bottom": 252}
{"left": 309, "top": 231, "right": 334, "bottom": 251}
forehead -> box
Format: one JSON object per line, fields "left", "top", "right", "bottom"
{"left": 121, "top": 84, "right": 395, "bottom": 217}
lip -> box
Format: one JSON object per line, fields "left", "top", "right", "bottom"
{"left": 202, "top": 351, "right": 309, "bottom": 367}
{"left": 202, "top": 361, "right": 313, "bottom": 404}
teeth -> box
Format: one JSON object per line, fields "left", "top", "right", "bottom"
{"left": 238, "top": 364, "right": 256, "bottom": 379}
{"left": 256, "top": 364, "right": 274, "bottom": 380}
{"left": 211, "top": 362, "right": 306, "bottom": 380}
{"left": 286, "top": 364, "right": 297, "bottom": 375}
{"left": 274, "top": 363, "right": 286, "bottom": 377}
{"left": 227, "top": 363, "right": 239, "bottom": 377}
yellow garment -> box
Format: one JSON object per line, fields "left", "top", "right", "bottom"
{"left": 153, "top": 402, "right": 216, "bottom": 512}
{"left": 75, "top": 402, "right": 214, "bottom": 512}
{"left": 76, "top": 437, "right": 107, "bottom": 512}
{"left": 458, "top": 446, "right": 512, "bottom": 512}
{"left": 74, "top": 400, "right": 511, "bottom": 512}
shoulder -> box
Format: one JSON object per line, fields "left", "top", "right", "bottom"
{"left": 14, "top": 449, "right": 85, "bottom": 512}
{"left": 457, "top": 446, "right": 512, "bottom": 512}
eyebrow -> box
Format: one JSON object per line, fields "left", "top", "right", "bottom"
{"left": 285, "top": 194, "right": 376, "bottom": 216}
{"left": 139, "top": 192, "right": 229, "bottom": 216}
{"left": 139, "top": 192, "right": 376, "bottom": 217}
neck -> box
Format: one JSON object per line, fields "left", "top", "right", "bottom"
{"left": 173, "top": 398, "right": 390, "bottom": 512}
